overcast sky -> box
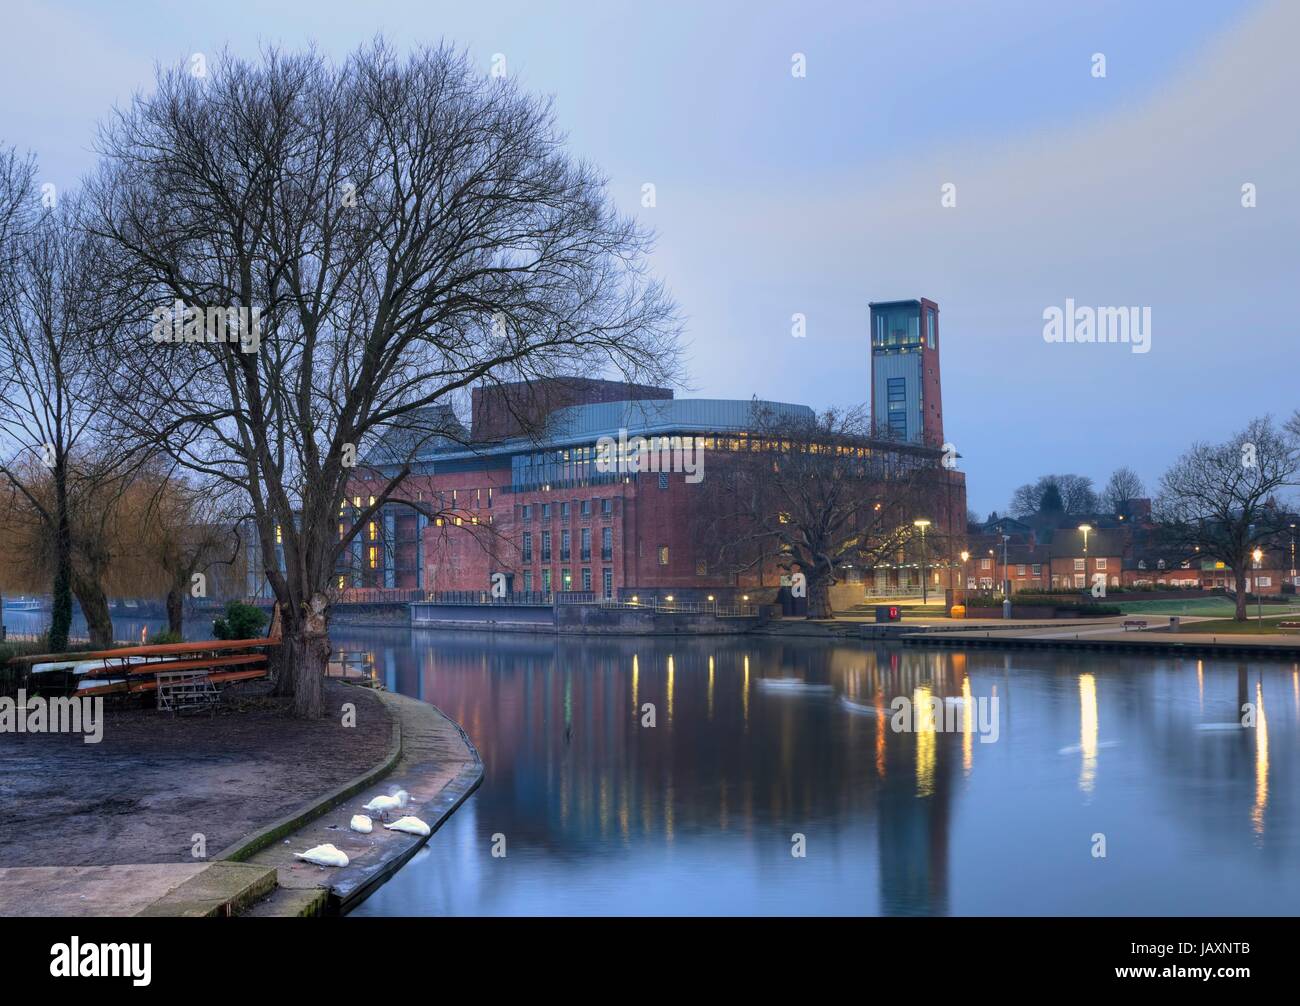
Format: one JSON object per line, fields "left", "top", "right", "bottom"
{"left": 3, "top": 0, "right": 1295, "bottom": 514}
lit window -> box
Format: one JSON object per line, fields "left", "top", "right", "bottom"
{"left": 658, "top": 546, "right": 669, "bottom": 566}
{"left": 368, "top": 546, "right": 378, "bottom": 569}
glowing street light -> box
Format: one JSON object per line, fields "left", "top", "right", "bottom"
{"left": 914, "top": 519, "right": 931, "bottom": 604}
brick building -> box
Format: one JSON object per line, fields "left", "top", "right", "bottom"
{"left": 246, "top": 297, "right": 969, "bottom": 604}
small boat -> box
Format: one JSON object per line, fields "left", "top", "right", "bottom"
{"left": 839, "top": 696, "right": 883, "bottom": 715}
{"left": 2, "top": 596, "right": 45, "bottom": 612}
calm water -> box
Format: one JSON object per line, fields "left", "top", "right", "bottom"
{"left": 338, "top": 625, "right": 1300, "bottom": 917}
{"left": 10, "top": 609, "right": 1295, "bottom": 915}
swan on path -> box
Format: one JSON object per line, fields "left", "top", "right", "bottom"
{"left": 349, "top": 814, "right": 373, "bottom": 834}
{"left": 293, "top": 843, "right": 349, "bottom": 867}
{"left": 362, "top": 794, "right": 401, "bottom": 820}
{"left": 383, "top": 816, "right": 431, "bottom": 837}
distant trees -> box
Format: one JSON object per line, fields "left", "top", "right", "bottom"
{"left": 90, "top": 43, "right": 680, "bottom": 716}
{"left": 1153, "top": 417, "right": 1299, "bottom": 621}
{"left": 1102, "top": 466, "right": 1146, "bottom": 514}
{"left": 1009, "top": 474, "right": 1098, "bottom": 517}
{"left": 0, "top": 190, "right": 136, "bottom": 649}
{"left": 697, "top": 404, "right": 944, "bottom": 619}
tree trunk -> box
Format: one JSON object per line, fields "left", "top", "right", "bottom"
{"left": 1234, "top": 569, "right": 1248, "bottom": 622}
{"left": 71, "top": 572, "right": 114, "bottom": 648}
{"left": 165, "top": 581, "right": 184, "bottom": 637}
{"left": 807, "top": 578, "right": 833, "bottom": 619}
{"left": 49, "top": 471, "right": 74, "bottom": 652}
{"left": 275, "top": 592, "right": 330, "bottom": 717}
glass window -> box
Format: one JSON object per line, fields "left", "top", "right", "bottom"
{"left": 602, "top": 568, "right": 613, "bottom": 598}
{"left": 541, "top": 530, "right": 552, "bottom": 562}
{"left": 601, "top": 498, "right": 612, "bottom": 516}
{"left": 522, "top": 531, "right": 532, "bottom": 563}
{"left": 542, "top": 569, "right": 552, "bottom": 593}
{"left": 581, "top": 527, "right": 591, "bottom": 561}
{"left": 561, "top": 529, "right": 570, "bottom": 561}
{"left": 582, "top": 568, "right": 592, "bottom": 592}
{"left": 658, "top": 546, "right": 669, "bottom": 566}
{"left": 601, "top": 527, "right": 612, "bottom": 561}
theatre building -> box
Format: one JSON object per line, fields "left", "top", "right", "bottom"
{"left": 249, "top": 297, "right": 967, "bottom": 605}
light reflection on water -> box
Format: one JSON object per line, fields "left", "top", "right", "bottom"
{"left": 10, "top": 611, "right": 1290, "bottom": 914}
{"left": 335, "top": 626, "right": 1299, "bottom": 917}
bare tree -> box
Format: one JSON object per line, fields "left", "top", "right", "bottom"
{"left": 1102, "top": 466, "right": 1146, "bottom": 514}
{"left": 0, "top": 196, "right": 129, "bottom": 649}
{"left": 90, "top": 43, "right": 680, "bottom": 715}
{"left": 141, "top": 473, "right": 242, "bottom": 637}
{"left": 1153, "top": 417, "right": 1299, "bottom": 621}
{"left": 698, "top": 404, "right": 945, "bottom": 619}
{"left": 1010, "top": 473, "right": 1098, "bottom": 516}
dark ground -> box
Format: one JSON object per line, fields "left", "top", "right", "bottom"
{"left": 0, "top": 680, "right": 393, "bottom": 867}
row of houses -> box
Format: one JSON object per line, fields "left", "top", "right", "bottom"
{"left": 966, "top": 508, "right": 1300, "bottom": 597}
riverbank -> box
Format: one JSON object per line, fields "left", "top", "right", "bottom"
{"left": 0, "top": 678, "right": 481, "bottom": 916}
{"left": 239, "top": 689, "right": 482, "bottom": 916}
{"left": 0, "top": 679, "right": 393, "bottom": 869}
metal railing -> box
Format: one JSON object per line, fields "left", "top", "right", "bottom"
{"left": 601, "top": 598, "right": 757, "bottom": 618}
{"left": 421, "top": 590, "right": 558, "bottom": 606}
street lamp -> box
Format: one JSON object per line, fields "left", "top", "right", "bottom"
{"left": 914, "top": 519, "right": 931, "bottom": 603}
{"left": 1078, "top": 524, "right": 1092, "bottom": 593}
{"left": 1253, "top": 547, "right": 1264, "bottom": 621}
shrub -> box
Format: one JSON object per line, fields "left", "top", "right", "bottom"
{"left": 148, "top": 629, "right": 183, "bottom": 645}
{"left": 213, "top": 601, "right": 268, "bottom": 640}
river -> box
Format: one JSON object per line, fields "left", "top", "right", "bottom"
{"left": 8, "top": 609, "right": 1295, "bottom": 915}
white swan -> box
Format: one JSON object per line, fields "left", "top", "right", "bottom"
{"left": 293, "top": 843, "right": 349, "bottom": 867}
{"left": 362, "top": 794, "right": 401, "bottom": 820}
{"left": 349, "top": 814, "right": 373, "bottom": 834}
{"left": 383, "top": 815, "right": 431, "bottom": 837}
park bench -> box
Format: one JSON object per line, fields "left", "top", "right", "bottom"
{"left": 1122, "top": 619, "right": 1149, "bottom": 631}
{"left": 1277, "top": 621, "right": 1300, "bottom": 629}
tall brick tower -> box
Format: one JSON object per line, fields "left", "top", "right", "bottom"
{"left": 869, "top": 298, "right": 944, "bottom": 447}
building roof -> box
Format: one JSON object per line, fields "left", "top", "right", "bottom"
{"left": 364, "top": 396, "right": 816, "bottom": 470}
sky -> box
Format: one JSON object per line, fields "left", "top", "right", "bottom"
{"left": 2, "top": 0, "right": 1296, "bottom": 514}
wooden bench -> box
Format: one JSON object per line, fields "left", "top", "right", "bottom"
{"left": 1123, "top": 619, "right": 1149, "bottom": 631}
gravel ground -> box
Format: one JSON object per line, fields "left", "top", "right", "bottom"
{"left": 0, "top": 680, "right": 393, "bottom": 867}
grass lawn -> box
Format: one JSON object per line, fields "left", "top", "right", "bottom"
{"left": 1116, "top": 596, "right": 1300, "bottom": 617}
{"left": 1173, "top": 617, "right": 1300, "bottom": 635}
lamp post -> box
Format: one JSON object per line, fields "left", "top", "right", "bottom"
{"left": 914, "top": 519, "right": 931, "bottom": 604}
{"left": 1078, "top": 524, "right": 1092, "bottom": 594}
{"left": 960, "top": 550, "right": 970, "bottom": 601}
{"left": 1290, "top": 523, "right": 1296, "bottom": 581}
{"left": 1253, "top": 547, "right": 1263, "bottom": 621}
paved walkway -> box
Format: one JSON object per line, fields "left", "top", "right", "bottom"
{"left": 0, "top": 687, "right": 481, "bottom": 917}
{"left": 0, "top": 862, "right": 275, "bottom": 917}
{"left": 240, "top": 689, "right": 482, "bottom": 915}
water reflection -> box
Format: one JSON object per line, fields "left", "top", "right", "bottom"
{"left": 327, "top": 628, "right": 1300, "bottom": 916}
